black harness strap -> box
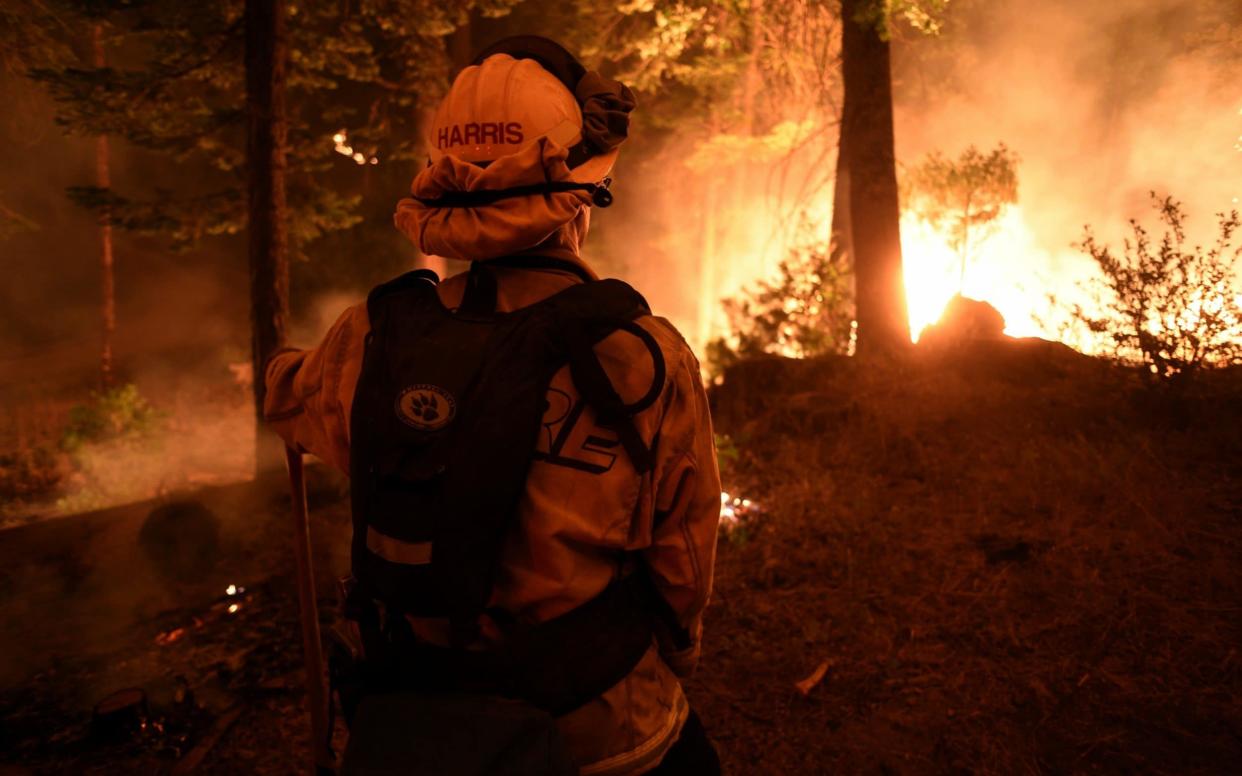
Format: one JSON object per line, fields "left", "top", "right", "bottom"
{"left": 465, "top": 256, "right": 663, "bottom": 475}
{"left": 414, "top": 179, "right": 613, "bottom": 209}
{"left": 348, "top": 264, "right": 669, "bottom": 715}
{"left": 564, "top": 319, "right": 664, "bottom": 474}
{"left": 458, "top": 261, "right": 499, "bottom": 316}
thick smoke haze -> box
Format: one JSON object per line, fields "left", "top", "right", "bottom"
{"left": 888, "top": 0, "right": 1241, "bottom": 339}
{"left": 609, "top": 0, "right": 1241, "bottom": 349}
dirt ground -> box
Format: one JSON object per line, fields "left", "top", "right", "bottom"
{"left": 1, "top": 342, "right": 1239, "bottom": 774}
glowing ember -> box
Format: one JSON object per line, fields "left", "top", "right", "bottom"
{"left": 225, "top": 584, "right": 245, "bottom": 596}
{"left": 154, "top": 627, "right": 186, "bottom": 646}
{"left": 332, "top": 129, "right": 377, "bottom": 166}
{"left": 227, "top": 603, "right": 240, "bottom": 615}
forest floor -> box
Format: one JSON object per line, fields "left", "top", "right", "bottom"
{"left": 1, "top": 339, "right": 1240, "bottom": 775}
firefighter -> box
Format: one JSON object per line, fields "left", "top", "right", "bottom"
{"left": 265, "top": 36, "right": 721, "bottom": 775}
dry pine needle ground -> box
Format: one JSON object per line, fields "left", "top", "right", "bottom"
{"left": 697, "top": 346, "right": 1242, "bottom": 774}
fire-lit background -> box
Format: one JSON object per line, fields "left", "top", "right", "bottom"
{"left": 2, "top": 2, "right": 1241, "bottom": 773}
{"left": 0, "top": 0, "right": 1239, "bottom": 512}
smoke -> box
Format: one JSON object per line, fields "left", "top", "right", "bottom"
{"left": 601, "top": 0, "right": 1240, "bottom": 350}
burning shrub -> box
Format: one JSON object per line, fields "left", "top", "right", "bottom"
{"left": 1070, "top": 195, "right": 1242, "bottom": 380}
{"left": 707, "top": 217, "right": 854, "bottom": 376}
{"left": 61, "top": 383, "right": 163, "bottom": 451}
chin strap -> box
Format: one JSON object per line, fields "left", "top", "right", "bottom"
{"left": 414, "top": 177, "right": 613, "bottom": 209}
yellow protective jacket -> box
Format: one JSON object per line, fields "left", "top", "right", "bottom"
{"left": 264, "top": 257, "right": 721, "bottom": 775}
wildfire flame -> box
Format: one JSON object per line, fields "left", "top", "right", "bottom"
{"left": 901, "top": 206, "right": 1064, "bottom": 342}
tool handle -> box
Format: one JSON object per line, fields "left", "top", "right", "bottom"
{"left": 285, "top": 445, "right": 336, "bottom": 774}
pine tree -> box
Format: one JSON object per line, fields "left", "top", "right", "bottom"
{"left": 244, "top": 0, "right": 288, "bottom": 472}
{"left": 838, "top": 0, "right": 907, "bottom": 354}
{"left": 91, "top": 22, "right": 116, "bottom": 387}
{"left": 24, "top": 0, "right": 521, "bottom": 471}
{"left": 28, "top": 1, "right": 505, "bottom": 252}
{"left": 2, "top": 2, "right": 119, "bottom": 385}
{"left": 833, "top": 0, "right": 946, "bottom": 354}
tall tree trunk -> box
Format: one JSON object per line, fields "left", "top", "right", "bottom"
{"left": 92, "top": 24, "right": 115, "bottom": 388}
{"left": 245, "top": 0, "right": 289, "bottom": 474}
{"left": 828, "top": 118, "right": 852, "bottom": 267}
{"left": 839, "top": 0, "right": 908, "bottom": 353}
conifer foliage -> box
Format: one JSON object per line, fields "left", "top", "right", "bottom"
{"left": 27, "top": 0, "right": 519, "bottom": 252}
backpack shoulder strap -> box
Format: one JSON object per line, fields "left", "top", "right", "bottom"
{"left": 543, "top": 279, "right": 665, "bottom": 473}
{"left": 365, "top": 268, "right": 440, "bottom": 319}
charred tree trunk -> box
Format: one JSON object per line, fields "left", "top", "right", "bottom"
{"left": 839, "top": 0, "right": 908, "bottom": 353}
{"left": 245, "top": 0, "right": 289, "bottom": 474}
{"left": 92, "top": 24, "right": 115, "bottom": 388}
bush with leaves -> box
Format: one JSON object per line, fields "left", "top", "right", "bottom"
{"left": 707, "top": 218, "right": 853, "bottom": 375}
{"left": 1069, "top": 194, "right": 1242, "bottom": 380}
{"left": 61, "top": 383, "right": 164, "bottom": 451}
{"left": 905, "top": 143, "right": 1019, "bottom": 291}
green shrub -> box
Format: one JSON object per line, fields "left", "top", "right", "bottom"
{"left": 61, "top": 384, "right": 163, "bottom": 451}
{"left": 707, "top": 217, "right": 854, "bottom": 377}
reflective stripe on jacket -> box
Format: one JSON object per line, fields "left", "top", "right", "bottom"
{"left": 264, "top": 258, "right": 721, "bottom": 775}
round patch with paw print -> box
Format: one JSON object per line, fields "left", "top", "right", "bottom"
{"left": 395, "top": 384, "right": 457, "bottom": 431}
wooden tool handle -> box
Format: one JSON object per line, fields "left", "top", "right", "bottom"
{"left": 285, "top": 445, "right": 336, "bottom": 774}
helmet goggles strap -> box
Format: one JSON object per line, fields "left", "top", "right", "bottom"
{"left": 414, "top": 177, "right": 613, "bottom": 209}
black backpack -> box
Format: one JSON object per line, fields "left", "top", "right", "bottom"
{"left": 346, "top": 260, "right": 669, "bottom": 713}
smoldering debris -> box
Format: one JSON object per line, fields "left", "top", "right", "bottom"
{"left": 0, "top": 575, "right": 308, "bottom": 773}
{"left": 0, "top": 462, "right": 353, "bottom": 773}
